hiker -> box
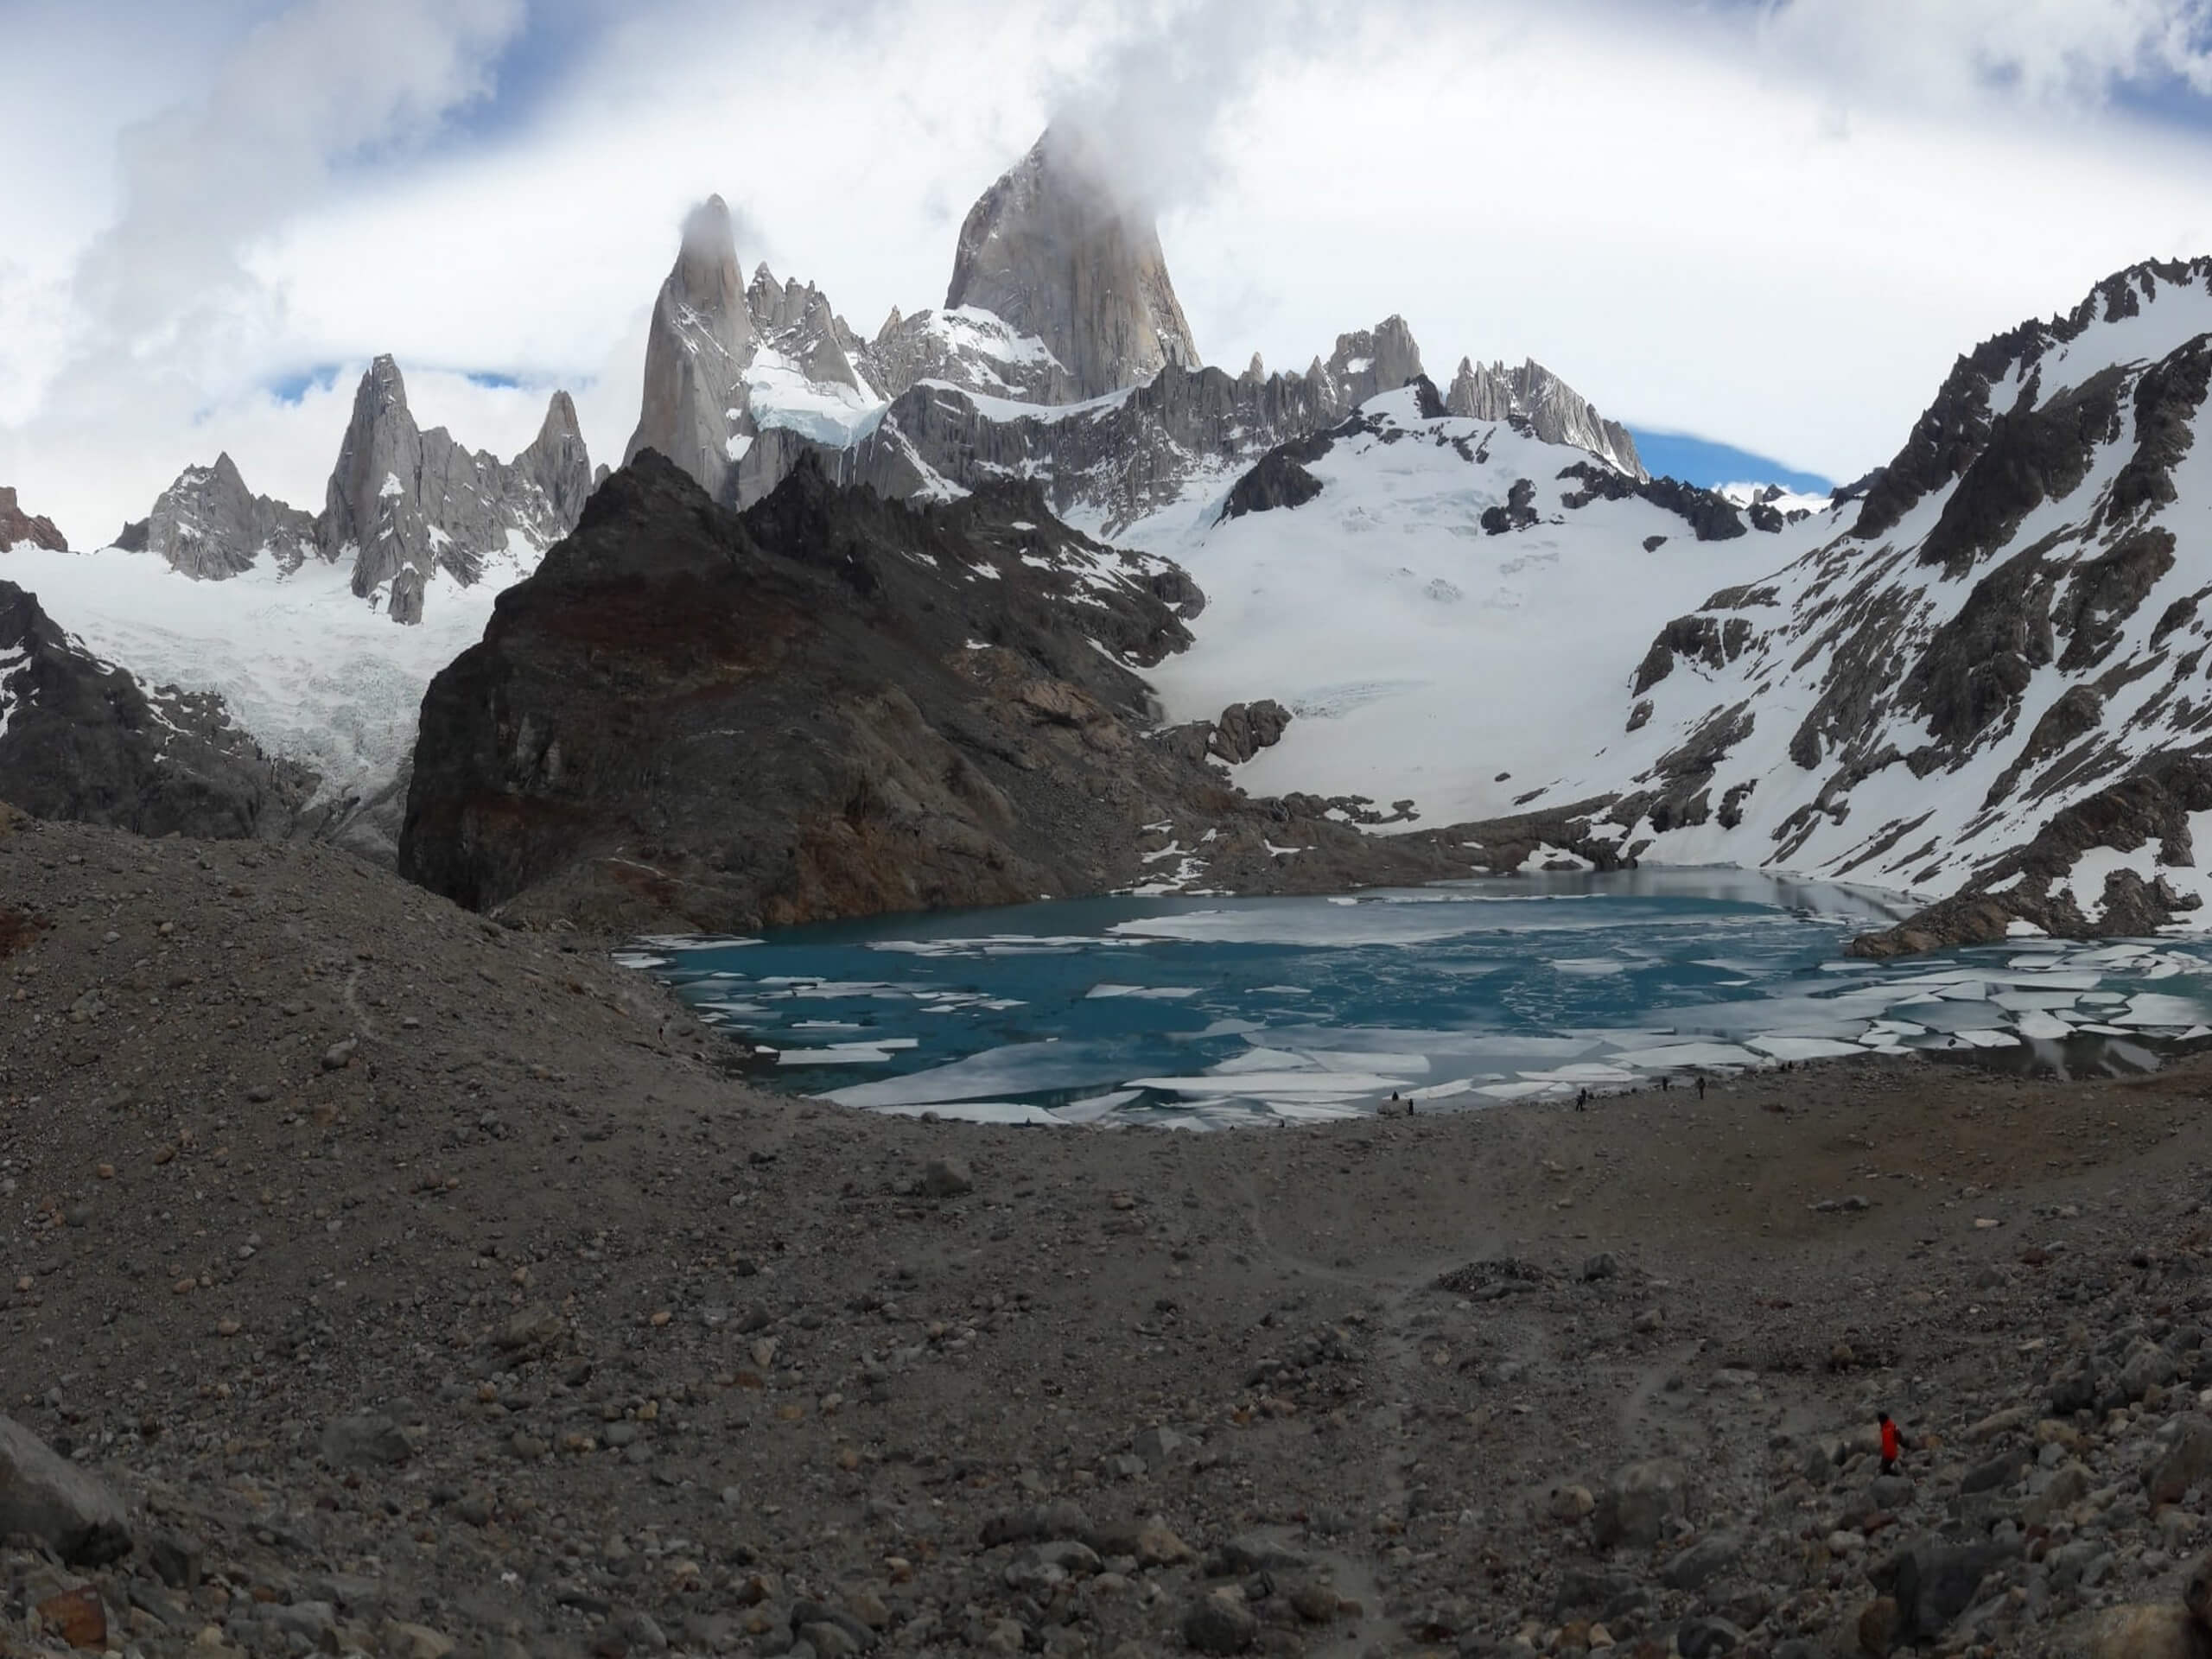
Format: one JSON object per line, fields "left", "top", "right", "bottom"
{"left": 1576, "top": 1087, "right": 1588, "bottom": 1111}
{"left": 1696, "top": 1075, "right": 1706, "bottom": 1101}
{"left": 1879, "top": 1411, "right": 1902, "bottom": 1475}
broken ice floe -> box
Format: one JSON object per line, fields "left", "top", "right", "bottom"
{"left": 631, "top": 877, "right": 2212, "bottom": 1130}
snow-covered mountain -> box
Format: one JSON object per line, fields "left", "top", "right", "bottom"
{"left": 1492, "top": 257, "right": 2212, "bottom": 946}
{"left": 0, "top": 359, "right": 593, "bottom": 855}
{"left": 631, "top": 129, "right": 1647, "bottom": 539}
{"left": 1135, "top": 380, "right": 1786, "bottom": 827}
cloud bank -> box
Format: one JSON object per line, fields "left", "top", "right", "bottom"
{"left": 6, "top": 0, "right": 2212, "bottom": 547}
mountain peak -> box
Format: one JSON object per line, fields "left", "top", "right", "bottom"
{"left": 1446, "top": 355, "right": 1645, "bottom": 480}
{"left": 944, "top": 128, "right": 1198, "bottom": 400}
{"left": 626, "top": 196, "right": 759, "bottom": 502}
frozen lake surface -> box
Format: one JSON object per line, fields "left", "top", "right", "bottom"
{"left": 621, "top": 871, "right": 2212, "bottom": 1128}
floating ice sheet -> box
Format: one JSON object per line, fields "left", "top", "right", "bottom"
{"left": 634, "top": 874, "right": 2212, "bottom": 1128}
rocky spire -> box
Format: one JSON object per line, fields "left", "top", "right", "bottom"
{"left": 0, "top": 486, "right": 67, "bottom": 553}
{"left": 322, "top": 355, "right": 429, "bottom": 600}
{"left": 944, "top": 128, "right": 1199, "bottom": 400}
{"left": 321, "top": 357, "right": 595, "bottom": 622}
{"left": 517, "top": 391, "right": 594, "bottom": 531}
{"left": 625, "top": 196, "right": 756, "bottom": 503}
{"left": 1447, "top": 356, "right": 1646, "bottom": 480}
{"left": 1319, "top": 319, "right": 1425, "bottom": 410}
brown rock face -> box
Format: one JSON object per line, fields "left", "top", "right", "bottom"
{"left": 398, "top": 452, "right": 1207, "bottom": 930}
{"left": 944, "top": 129, "right": 1198, "bottom": 401}
{"left": 397, "top": 457, "right": 1479, "bottom": 931}
{"left": 0, "top": 486, "right": 67, "bottom": 552}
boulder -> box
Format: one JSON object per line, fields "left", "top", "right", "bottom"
{"left": 1593, "top": 1458, "right": 1688, "bottom": 1550}
{"left": 320, "top": 1414, "right": 411, "bottom": 1469}
{"left": 0, "top": 1414, "right": 130, "bottom": 1565}
{"left": 2146, "top": 1414, "right": 2212, "bottom": 1504}
{"left": 1209, "top": 700, "right": 1293, "bottom": 765}
{"left": 1870, "top": 1538, "right": 2017, "bottom": 1647}
{"left": 1180, "top": 1592, "right": 1256, "bottom": 1654}
{"left": 1661, "top": 1530, "right": 1742, "bottom": 1591}
{"left": 921, "top": 1158, "right": 973, "bottom": 1199}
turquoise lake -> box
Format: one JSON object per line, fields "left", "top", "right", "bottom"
{"left": 620, "top": 871, "right": 2212, "bottom": 1128}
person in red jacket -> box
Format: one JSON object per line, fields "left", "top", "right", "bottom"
{"left": 1879, "top": 1411, "right": 1902, "bottom": 1474}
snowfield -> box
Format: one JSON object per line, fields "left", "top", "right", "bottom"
{"left": 0, "top": 542, "right": 528, "bottom": 804}
{"left": 1125, "top": 385, "right": 1806, "bottom": 826}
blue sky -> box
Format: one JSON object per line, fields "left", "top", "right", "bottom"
{"left": 10, "top": 0, "right": 2212, "bottom": 543}
{"left": 1626, "top": 431, "right": 1833, "bottom": 495}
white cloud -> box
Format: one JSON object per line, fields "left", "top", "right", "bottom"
{"left": 1749, "top": 0, "right": 2212, "bottom": 108}
{"left": 8, "top": 0, "right": 2212, "bottom": 548}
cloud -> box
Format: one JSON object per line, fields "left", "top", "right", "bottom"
{"left": 1040, "top": 0, "right": 1331, "bottom": 213}
{"left": 1745, "top": 0, "right": 2212, "bottom": 110}
{"left": 10, "top": 0, "right": 2212, "bottom": 548}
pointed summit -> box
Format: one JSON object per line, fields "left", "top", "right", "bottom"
{"left": 518, "top": 391, "right": 593, "bottom": 529}
{"left": 944, "top": 128, "right": 1199, "bottom": 400}
{"left": 626, "top": 196, "right": 756, "bottom": 503}
{"left": 1446, "top": 357, "right": 1645, "bottom": 479}
{"left": 321, "top": 356, "right": 594, "bottom": 621}
{"left": 137, "top": 451, "right": 315, "bottom": 578}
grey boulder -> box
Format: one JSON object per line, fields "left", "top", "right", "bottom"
{"left": 0, "top": 1414, "right": 131, "bottom": 1565}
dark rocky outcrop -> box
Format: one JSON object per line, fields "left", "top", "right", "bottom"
{"left": 1217, "top": 451, "right": 1324, "bottom": 522}
{"left": 1851, "top": 257, "right": 2212, "bottom": 544}
{"left": 1481, "top": 480, "right": 1539, "bottom": 536}
{"left": 0, "top": 580, "right": 313, "bottom": 839}
{"left": 1209, "top": 700, "right": 1292, "bottom": 764}
{"left": 398, "top": 455, "right": 1471, "bottom": 932}
{"left": 0, "top": 486, "right": 66, "bottom": 553}
{"left": 1557, "top": 463, "right": 1746, "bottom": 541}
{"left": 1632, "top": 614, "right": 1755, "bottom": 696}
{"left": 1849, "top": 753, "right": 2212, "bottom": 957}
{"left": 1914, "top": 367, "right": 2126, "bottom": 578}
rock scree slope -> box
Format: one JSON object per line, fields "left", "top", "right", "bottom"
{"left": 2, "top": 809, "right": 2212, "bottom": 1654}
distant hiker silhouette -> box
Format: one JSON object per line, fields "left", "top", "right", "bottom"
{"left": 1879, "top": 1411, "right": 1902, "bottom": 1474}
{"left": 1576, "top": 1088, "right": 1588, "bottom": 1111}
{"left": 1696, "top": 1076, "right": 1707, "bottom": 1101}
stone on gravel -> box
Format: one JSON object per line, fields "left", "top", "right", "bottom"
{"left": 0, "top": 1414, "right": 131, "bottom": 1565}
{"left": 1181, "top": 1592, "right": 1257, "bottom": 1654}
{"left": 319, "top": 1413, "right": 411, "bottom": 1469}
{"left": 1675, "top": 1614, "right": 1745, "bottom": 1656}
{"left": 2147, "top": 1414, "right": 2212, "bottom": 1504}
{"left": 1593, "top": 1457, "right": 1688, "bottom": 1549}
{"left": 1874, "top": 1538, "right": 2017, "bottom": 1645}
{"left": 920, "top": 1157, "right": 972, "bottom": 1198}
{"left": 1661, "top": 1530, "right": 1741, "bottom": 1590}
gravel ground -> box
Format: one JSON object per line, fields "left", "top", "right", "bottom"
{"left": 4, "top": 807, "right": 2212, "bottom": 1657}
